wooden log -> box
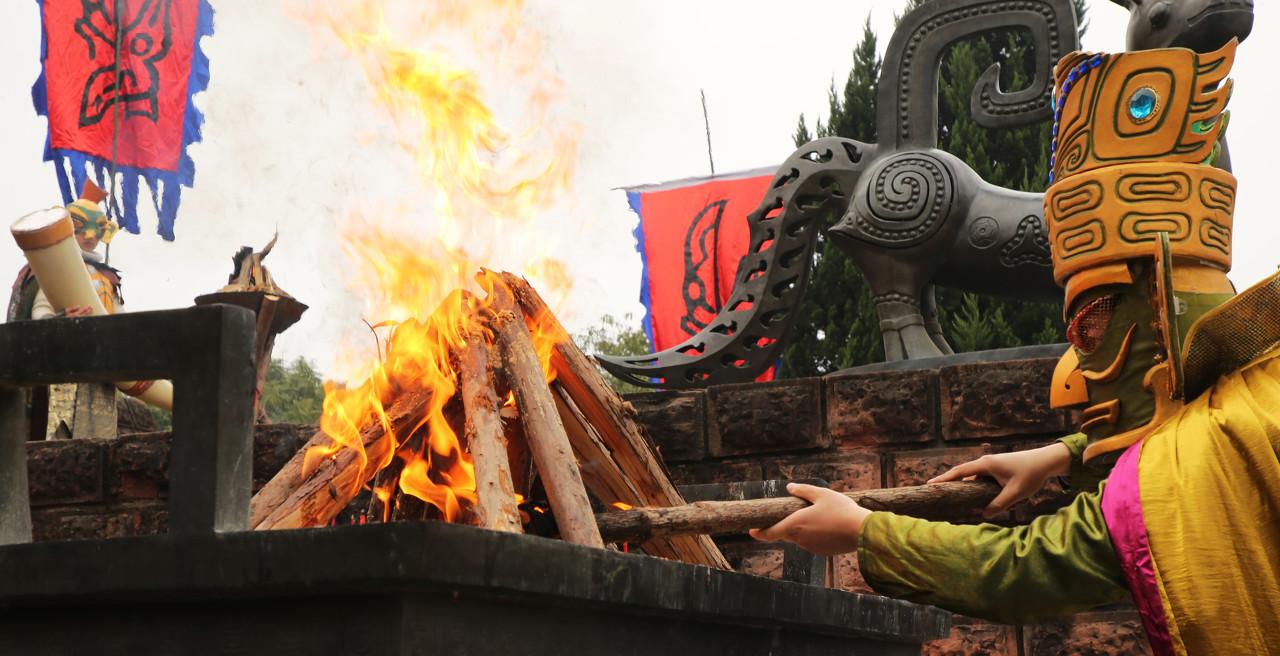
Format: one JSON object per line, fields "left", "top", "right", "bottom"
{"left": 500, "top": 272, "right": 729, "bottom": 570}
{"left": 594, "top": 480, "right": 1002, "bottom": 542}
{"left": 251, "top": 387, "right": 432, "bottom": 530}
{"left": 490, "top": 283, "right": 603, "bottom": 548}
{"left": 458, "top": 331, "right": 522, "bottom": 533}
{"left": 551, "top": 383, "right": 693, "bottom": 561}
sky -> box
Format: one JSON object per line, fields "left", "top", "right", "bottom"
{"left": 0, "top": 1, "right": 1276, "bottom": 380}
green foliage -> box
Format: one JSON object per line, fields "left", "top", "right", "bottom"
{"left": 780, "top": 3, "right": 1084, "bottom": 376}
{"left": 576, "top": 314, "right": 651, "bottom": 394}
{"left": 262, "top": 356, "right": 325, "bottom": 424}
{"left": 149, "top": 405, "right": 172, "bottom": 431}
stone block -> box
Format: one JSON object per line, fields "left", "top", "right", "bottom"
{"left": 107, "top": 432, "right": 170, "bottom": 500}
{"left": 826, "top": 370, "right": 937, "bottom": 445}
{"left": 890, "top": 446, "right": 991, "bottom": 487}
{"left": 719, "top": 541, "right": 785, "bottom": 580}
{"left": 706, "top": 378, "right": 826, "bottom": 457}
{"left": 252, "top": 423, "right": 311, "bottom": 490}
{"left": 939, "top": 358, "right": 1065, "bottom": 441}
{"left": 31, "top": 503, "right": 168, "bottom": 542}
{"left": 833, "top": 553, "right": 875, "bottom": 595}
{"left": 923, "top": 618, "right": 1020, "bottom": 656}
{"left": 626, "top": 391, "right": 706, "bottom": 462}
{"left": 26, "top": 439, "right": 104, "bottom": 506}
{"left": 1025, "top": 610, "right": 1151, "bottom": 656}
{"left": 768, "top": 452, "right": 881, "bottom": 492}
{"left": 669, "top": 460, "right": 764, "bottom": 487}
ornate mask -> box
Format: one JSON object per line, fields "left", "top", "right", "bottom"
{"left": 1044, "top": 41, "right": 1239, "bottom": 461}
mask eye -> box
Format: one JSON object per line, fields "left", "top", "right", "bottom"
{"left": 1067, "top": 295, "right": 1117, "bottom": 355}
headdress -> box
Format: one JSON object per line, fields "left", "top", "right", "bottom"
{"left": 67, "top": 180, "right": 118, "bottom": 244}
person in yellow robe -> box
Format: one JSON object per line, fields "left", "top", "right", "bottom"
{"left": 753, "top": 39, "right": 1280, "bottom": 656}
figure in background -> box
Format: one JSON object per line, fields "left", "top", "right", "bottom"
{"left": 6, "top": 181, "right": 141, "bottom": 438}
{"left": 754, "top": 39, "right": 1280, "bottom": 655}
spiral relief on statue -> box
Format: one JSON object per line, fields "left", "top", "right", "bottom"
{"left": 850, "top": 153, "right": 954, "bottom": 248}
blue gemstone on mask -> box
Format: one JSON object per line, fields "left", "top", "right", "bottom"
{"left": 1129, "top": 87, "right": 1158, "bottom": 121}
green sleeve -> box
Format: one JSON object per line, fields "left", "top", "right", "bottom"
{"left": 856, "top": 486, "right": 1129, "bottom": 624}
{"left": 1058, "top": 432, "right": 1122, "bottom": 491}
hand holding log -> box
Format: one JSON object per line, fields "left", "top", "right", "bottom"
{"left": 595, "top": 479, "right": 1002, "bottom": 543}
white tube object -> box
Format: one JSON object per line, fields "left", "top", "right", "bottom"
{"left": 12, "top": 208, "right": 173, "bottom": 411}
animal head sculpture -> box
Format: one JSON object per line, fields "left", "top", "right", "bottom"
{"left": 1110, "top": 0, "right": 1253, "bottom": 51}
{"left": 1046, "top": 41, "right": 1239, "bottom": 461}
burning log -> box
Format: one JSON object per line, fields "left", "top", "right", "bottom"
{"left": 458, "top": 329, "right": 522, "bottom": 534}
{"left": 250, "top": 388, "right": 433, "bottom": 530}
{"left": 499, "top": 273, "right": 730, "bottom": 569}
{"left": 491, "top": 283, "right": 603, "bottom": 548}
{"left": 594, "top": 480, "right": 1002, "bottom": 543}
{"left": 249, "top": 271, "right": 728, "bottom": 569}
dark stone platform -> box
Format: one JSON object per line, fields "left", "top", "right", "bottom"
{"left": 0, "top": 522, "right": 950, "bottom": 655}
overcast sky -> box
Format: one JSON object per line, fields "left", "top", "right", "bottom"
{"left": 1, "top": 1, "right": 1275, "bottom": 379}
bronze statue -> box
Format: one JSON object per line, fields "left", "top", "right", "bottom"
{"left": 601, "top": 0, "right": 1253, "bottom": 389}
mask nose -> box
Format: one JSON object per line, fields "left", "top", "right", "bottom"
{"left": 1051, "top": 347, "right": 1088, "bottom": 408}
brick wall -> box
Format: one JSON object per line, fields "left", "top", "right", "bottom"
{"left": 23, "top": 356, "right": 1148, "bottom": 655}
{"left": 628, "top": 357, "right": 1150, "bottom": 656}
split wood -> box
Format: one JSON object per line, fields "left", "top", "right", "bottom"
{"left": 499, "top": 272, "right": 729, "bottom": 569}
{"left": 594, "top": 480, "right": 1002, "bottom": 543}
{"left": 251, "top": 271, "right": 727, "bottom": 568}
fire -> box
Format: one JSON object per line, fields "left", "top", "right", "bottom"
{"left": 296, "top": 0, "right": 579, "bottom": 524}
{"left": 611, "top": 502, "right": 634, "bottom": 511}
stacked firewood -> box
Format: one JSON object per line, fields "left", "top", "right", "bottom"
{"left": 250, "top": 272, "right": 729, "bottom": 568}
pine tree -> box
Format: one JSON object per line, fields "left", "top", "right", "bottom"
{"left": 780, "top": 1, "right": 1086, "bottom": 376}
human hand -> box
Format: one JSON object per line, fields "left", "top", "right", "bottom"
{"left": 927, "top": 442, "right": 1071, "bottom": 517}
{"left": 63, "top": 305, "right": 94, "bottom": 317}
{"left": 748, "top": 483, "right": 871, "bottom": 556}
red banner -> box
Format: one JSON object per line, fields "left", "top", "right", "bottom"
{"left": 627, "top": 168, "right": 775, "bottom": 380}
{"left": 42, "top": 0, "right": 201, "bottom": 172}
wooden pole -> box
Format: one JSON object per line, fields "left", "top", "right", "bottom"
{"left": 458, "top": 331, "right": 522, "bottom": 534}
{"left": 251, "top": 294, "right": 279, "bottom": 424}
{"left": 490, "top": 282, "right": 603, "bottom": 548}
{"left": 500, "top": 273, "right": 729, "bottom": 569}
{"left": 251, "top": 387, "right": 433, "bottom": 530}
{"left": 594, "top": 480, "right": 1002, "bottom": 543}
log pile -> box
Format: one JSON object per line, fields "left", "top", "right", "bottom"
{"left": 250, "top": 271, "right": 729, "bottom": 569}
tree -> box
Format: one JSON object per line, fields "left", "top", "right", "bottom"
{"left": 262, "top": 356, "right": 326, "bottom": 424}
{"left": 575, "top": 314, "right": 651, "bottom": 394}
{"left": 780, "top": 2, "right": 1085, "bottom": 377}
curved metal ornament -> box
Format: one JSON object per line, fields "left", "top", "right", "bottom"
{"left": 877, "top": 0, "right": 1079, "bottom": 146}
{"left": 596, "top": 138, "right": 873, "bottom": 389}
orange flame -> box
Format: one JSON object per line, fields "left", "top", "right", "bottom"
{"left": 611, "top": 502, "right": 634, "bottom": 511}
{"left": 296, "top": 0, "right": 579, "bottom": 525}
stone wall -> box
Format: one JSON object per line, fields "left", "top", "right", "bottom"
{"left": 22, "top": 356, "right": 1149, "bottom": 655}
{"left": 628, "top": 356, "right": 1151, "bottom": 656}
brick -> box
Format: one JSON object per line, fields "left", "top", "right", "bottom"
{"left": 833, "top": 553, "right": 875, "bottom": 595}
{"left": 669, "top": 460, "right": 764, "bottom": 487}
{"left": 31, "top": 503, "right": 168, "bottom": 542}
{"left": 826, "top": 370, "right": 937, "bottom": 445}
{"left": 626, "top": 391, "right": 706, "bottom": 462}
{"left": 890, "top": 446, "right": 990, "bottom": 488}
{"left": 253, "top": 423, "right": 312, "bottom": 490}
{"left": 108, "top": 432, "right": 170, "bottom": 500}
{"left": 26, "top": 439, "right": 104, "bottom": 506}
{"left": 768, "top": 452, "right": 881, "bottom": 492}
{"left": 719, "top": 541, "right": 784, "bottom": 580}
{"left": 706, "top": 378, "right": 826, "bottom": 456}
{"left": 923, "top": 618, "right": 1020, "bottom": 656}
{"left": 1025, "top": 610, "right": 1151, "bottom": 656}
{"left": 939, "top": 358, "right": 1065, "bottom": 441}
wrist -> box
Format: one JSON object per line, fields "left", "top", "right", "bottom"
{"left": 1041, "top": 441, "right": 1072, "bottom": 477}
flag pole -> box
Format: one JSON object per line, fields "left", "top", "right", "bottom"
{"left": 701, "top": 89, "right": 715, "bottom": 176}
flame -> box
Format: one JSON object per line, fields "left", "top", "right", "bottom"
{"left": 611, "top": 502, "right": 634, "bottom": 511}
{"left": 296, "top": 0, "right": 579, "bottom": 525}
